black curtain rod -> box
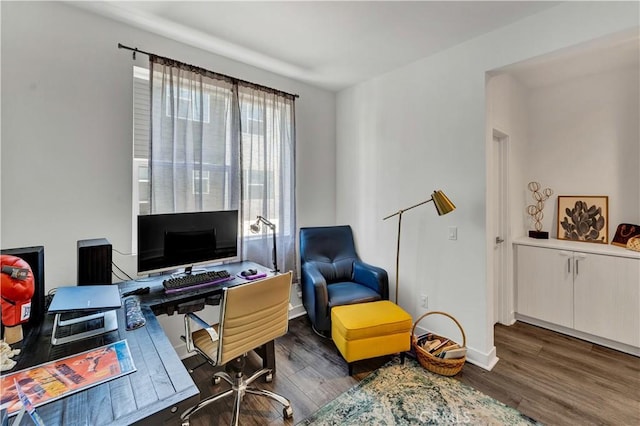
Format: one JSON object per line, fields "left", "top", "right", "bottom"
{"left": 117, "top": 43, "right": 299, "bottom": 99}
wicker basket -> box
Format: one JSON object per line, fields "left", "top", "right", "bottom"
{"left": 411, "top": 311, "right": 466, "bottom": 376}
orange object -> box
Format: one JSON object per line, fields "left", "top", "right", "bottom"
{"left": 1, "top": 255, "right": 35, "bottom": 327}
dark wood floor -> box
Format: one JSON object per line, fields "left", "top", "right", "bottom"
{"left": 182, "top": 316, "right": 640, "bottom": 425}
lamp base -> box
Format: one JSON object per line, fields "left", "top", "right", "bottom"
{"left": 529, "top": 231, "right": 549, "bottom": 239}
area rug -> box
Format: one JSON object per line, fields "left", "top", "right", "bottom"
{"left": 299, "top": 358, "right": 540, "bottom": 425}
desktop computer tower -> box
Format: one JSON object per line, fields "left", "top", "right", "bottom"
{"left": 1, "top": 245, "right": 45, "bottom": 330}
{"left": 77, "top": 238, "right": 112, "bottom": 285}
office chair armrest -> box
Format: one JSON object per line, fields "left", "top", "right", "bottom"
{"left": 184, "top": 312, "right": 219, "bottom": 353}
{"left": 186, "top": 312, "right": 211, "bottom": 328}
{"left": 353, "top": 260, "right": 389, "bottom": 299}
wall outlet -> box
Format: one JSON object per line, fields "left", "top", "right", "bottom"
{"left": 419, "top": 294, "right": 428, "bottom": 309}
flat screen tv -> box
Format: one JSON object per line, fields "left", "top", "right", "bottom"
{"left": 137, "top": 210, "right": 239, "bottom": 275}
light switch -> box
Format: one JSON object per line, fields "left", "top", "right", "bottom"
{"left": 448, "top": 226, "right": 457, "bottom": 240}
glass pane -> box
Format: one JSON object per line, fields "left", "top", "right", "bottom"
{"left": 139, "top": 165, "right": 149, "bottom": 182}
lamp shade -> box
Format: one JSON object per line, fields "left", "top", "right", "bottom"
{"left": 432, "top": 190, "right": 456, "bottom": 216}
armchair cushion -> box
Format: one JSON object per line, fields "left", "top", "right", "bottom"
{"left": 327, "top": 282, "right": 381, "bottom": 307}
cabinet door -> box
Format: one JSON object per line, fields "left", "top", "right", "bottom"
{"left": 574, "top": 254, "right": 640, "bottom": 346}
{"left": 516, "top": 245, "right": 573, "bottom": 327}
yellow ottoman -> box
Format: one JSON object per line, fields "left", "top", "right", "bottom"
{"left": 331, "top": 300, "right": 412, "bottom": 375}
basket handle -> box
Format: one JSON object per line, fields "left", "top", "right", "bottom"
{"left": 411, "top": 311, "right": 467, "bottom": 348}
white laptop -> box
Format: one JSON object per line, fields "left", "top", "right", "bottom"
{"left": 48, "top": 285, "right": 121, "bottom": 313}
{"left": 48, "top": 285, "right": 121, "bottom": 345}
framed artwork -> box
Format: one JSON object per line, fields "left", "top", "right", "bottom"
{"left": 557, "top": 196, "right": 608, "bottom": 243}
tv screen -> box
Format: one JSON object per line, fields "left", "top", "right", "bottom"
{"left": 137, "top": 210, "right": 239, "bottom": 275}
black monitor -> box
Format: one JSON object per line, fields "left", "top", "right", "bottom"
{"left": 137, "top": 210, "right": 239, "bottom": 275}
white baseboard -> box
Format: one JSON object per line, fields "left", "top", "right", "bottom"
{"left": 176, "top": 305, "right": 502, "bottom": 371}
{"left": 498, "top": 311, "right": 516, "bottom": 326}
{"left": 466, "top": 345, "right": 499, "bottom": 371}
{"left": 413, "top": 324, "right": 499, "bottom": 371}
{"left": 288, "top": 302, "right": 307, "bottom": 319}
{"left": 515, "top": 314, "right": 640, "bottom": 357}
{"left": 176, "top": 342, "right": 190, "bottom": 360}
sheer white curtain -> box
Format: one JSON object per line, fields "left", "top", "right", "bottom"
{"left": 149, "top": 56, "right": 240, "bottom": 214}
{"left": 148, "top": 56, "right": 296, "bottom": 276}
{"left": 238, "top": 85, "right": 296, "bottom": 274}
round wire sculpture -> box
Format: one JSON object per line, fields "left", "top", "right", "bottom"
{"left": 527, "top": 181, "right": 553, "bottom": 232}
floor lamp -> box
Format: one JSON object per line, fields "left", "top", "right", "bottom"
{"left": 383, "top": 190, "right": 456, "bottom": 304}
{"left": 250, "top": 215, "right": 279, "bottom": 273}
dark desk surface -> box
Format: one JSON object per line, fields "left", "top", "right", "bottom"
{"left": 6, "top": 261, "right": 272, "bottom": 425}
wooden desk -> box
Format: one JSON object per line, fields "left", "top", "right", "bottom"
{"left": 6, "top": 261, "right": 274, "bottom": 425}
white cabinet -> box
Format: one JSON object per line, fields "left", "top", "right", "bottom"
{"left": 516, "top": 245, "right": 573, "bottom": 327}
{"left": 573, "top": 254, "right": 640, "bottom": 347}
{"left": 515, "top": 239, "right": 640, "bottom": 350}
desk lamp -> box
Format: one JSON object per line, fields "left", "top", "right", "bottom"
{"left": 250, "top": 216, "right": 279, "bottom": 273}
{"left": 383, "top": 190, "right": 456, "bottom": 303}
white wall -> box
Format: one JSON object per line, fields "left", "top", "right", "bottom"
{"left": 525, "top": 65, "right": 640, "bottom": 235}
{"left": 486, "top": 72, "right": 529, "bottom": 325}
{"left": 490, "top": 55, "right": 640, "bottom": 242}
{"left": 1, "top": 1, "right": 335, "bottom": 356}
{"left": 336, "top": 1, "right": 639, "bottom": 369}
{"left": 487, "top": 43, "right": 639, "bottom": 327}
{"left": 487, "top": 73, "right": 530, "bottom": 238}
{"left": 1, "top": 1, "right": 336, "bottom": 285}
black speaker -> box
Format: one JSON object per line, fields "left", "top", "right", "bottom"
{"left": 1, "top": 245, "right": 45, "bottom": 330}
{"left": 78, "top": 238, "right": 112, "bottom": 285}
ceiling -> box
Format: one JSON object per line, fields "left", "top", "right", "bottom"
{"left": 498, "top": 29, "right": 640, "bottom": 89}
{"left": 72, "top": 1, "right": 561, "bottom": 91}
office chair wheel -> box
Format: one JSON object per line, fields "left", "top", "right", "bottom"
{"left": 265, "top": 372, "right": 273, "bottom": 383}
{"left": 283, "top": 406, "right": 293, "bottom": 419}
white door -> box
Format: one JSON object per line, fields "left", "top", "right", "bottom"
{"left": 492, "top": 130, "right": 510, "bottom": 324}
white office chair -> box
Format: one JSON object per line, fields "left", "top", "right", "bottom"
{"left": 180, "top": 272, "right": 293, "bottom": 426}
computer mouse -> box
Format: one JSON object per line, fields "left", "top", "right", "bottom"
{"left": 241, "top": 269, "right": 257, "bottom": 277}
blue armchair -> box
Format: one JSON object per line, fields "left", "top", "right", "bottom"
{"left": 299, "top": 225, "right": 389, "bottom": 335}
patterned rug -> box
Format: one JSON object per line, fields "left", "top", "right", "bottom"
{"left": 299, "top": 358, "right": 540, "bottom": 425}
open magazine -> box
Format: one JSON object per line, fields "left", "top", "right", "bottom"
{"left": 1, "top": 339, "right": 136, "bottom": 416}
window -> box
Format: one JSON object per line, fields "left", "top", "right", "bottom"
{"left": 240, "top": 102, "right": 264, "bottom": 136}
{"left": 135, "top": 160, "right": 150, "bottom": 216}
{"left": 133, "top": 66, "right": 234, "bottom": 216}
{"left": 165, "top": 86, "right": 210, "bottom": 123}
{"left": 192, "top": 169, "right": 210, "bottom": 195}
{"left": 245, "top": 170, "right": 267, "bottom": 200}
{"left": 133, "top": 67, "right": 151, "bottom": 223}
{"left": 132, "top": 60, "right": 296, "bottom": 274}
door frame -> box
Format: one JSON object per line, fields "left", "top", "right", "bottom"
{"left": 489, "top": 128, "right": 515, "bottom": 325}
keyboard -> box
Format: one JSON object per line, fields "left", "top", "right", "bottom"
{"left": 163, "top": 270, "right": 233, "bottom": 294}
